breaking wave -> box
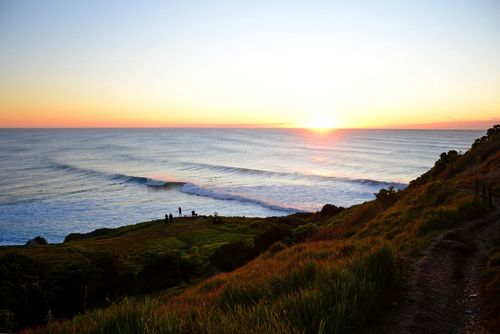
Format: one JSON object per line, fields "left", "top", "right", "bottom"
{"left": 180, "top": 183, "right": 302, "bottom": 213}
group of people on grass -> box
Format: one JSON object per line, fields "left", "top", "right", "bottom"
{"left": 164, "top": 207, "right": 198, "bottom": 224}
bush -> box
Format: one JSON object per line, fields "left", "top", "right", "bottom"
{"left": 138, "top": 252, "right": 181, "bottom": 292}
{"left": 209, "top": 241, "right": 257, "bottom": 272}
{"left": 436, "top": 150, "right": 459, "bottom": 169}
{"left": 42, "top": 261, "right": 94, "bottom": 318}
{"left": 472, "top": 124, "right": 500, "bottom": 149}
{"left": 320, "top": 204, "right": 345, "bottom": 217}
{"left": 26, "top": 236, "right": 48, "bottom": 245}
{"left": 276, "top": 215, "right": 306, "bottom": 228}
{"left": 179, "top": 255, "right": 204, "bottom": 282}
{"left": 292, "top": 223, "right": 319, "bottom": 243}
{"left": 0, "top": 253, "right": 46, "bottom": 329}
{"left": 410, "top": 150, "right": 462, "bottom": 186}
{"left": 86, "top": 251, "right": 135, "bottom": 303}
{"left": 374, "top": 186, "right": 398, "bottom": 205}
{"left": 253, "top": 223, "right": 293, "bottom": 252}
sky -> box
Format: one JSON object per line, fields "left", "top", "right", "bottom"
{"left": 0, "top": 0, "right": 499, "bottom": 128}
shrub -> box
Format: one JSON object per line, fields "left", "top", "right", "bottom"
{"left": 86, "top": 251, "right": 135, "bottom": 303}
{"left": 253, "top": 223, "right": 293, "bottom": 252}
{"left": 0, "top": 253, "right": 46, "bottom": 329}
{"left": 209, "top": 241, "right": 257, "bottom": 272}
{"left": 138, "top": 252, "right": 182, "bottom": 292}
{"left": 374, "top": 186, "right": 397, "bottom": 205}
{"left": 436, "top": 150, "right": 459, "bottom": 169}
{"left": 276, "top": 215, "right": 306, "bottom": 228}
{"left": 26, "top": 236, "right": 48, "bottom": 245}
{"left": 320, "top": 204, "right": 345, "bottom": 217}
{"left": 292, "top": 223, "right": 319, "bottom": 243}
{"left": 179, "top": 254, "right": 204, "bottom": 282}
{"left": 410, "top": 150, "right": 462, "bottom": 186}
{"left": 472, "top": 124, "right": 500, "bottom": 149}
{"left": 41, "top": 261, "right": 94, "bottom": 318}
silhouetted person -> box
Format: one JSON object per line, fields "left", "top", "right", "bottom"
{"left": 169, "top": 213, "right": 173, "bottom": 224}
{"left": 178, "top": 206, "right": 182, "bottom": 216}
{"left": 191, "top": 210, "right": 196, "bottom": 217}
{"left": 165, "top": 214, "right": 168, "bottom": 224}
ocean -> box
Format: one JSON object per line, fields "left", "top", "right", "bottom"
{"left": 0, "top": 128, "right": 482, "bottom": 245}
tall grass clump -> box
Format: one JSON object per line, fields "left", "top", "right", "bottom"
{"left": 417, "top": 196, "right": 487, "bottom": 235}
{"left": 24, "top": 298, "right": 182, "bottom": 334}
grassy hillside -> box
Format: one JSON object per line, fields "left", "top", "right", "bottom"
{"left": 0, "top": 216, "right": 265, "bottom": 262}
{"left": 0, "top": 217, "right": 256, "bottom": 328}
{"left": 0, "top": 214, "right": 322, "bottom": 331}
{"left": 1, "top": 125, "right": 499, "bottom": 333}
{"left": 26, "top": 240, "right": 394, "bottom": 334}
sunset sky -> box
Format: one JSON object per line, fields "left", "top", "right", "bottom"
{"left": 1, "top": 0, "right": 499, "bottom": 128}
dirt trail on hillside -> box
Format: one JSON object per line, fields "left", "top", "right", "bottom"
{"left": 368, "top": 203, "right": 500, "bottom": 334}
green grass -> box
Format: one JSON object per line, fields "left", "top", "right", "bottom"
{"left": 0, "top": 216, "right": 264, "bottom": 265}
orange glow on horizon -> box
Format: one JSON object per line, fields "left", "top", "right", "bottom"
{"left": 301, "top": 110, "right": 340, "bottom": 131}
{"left": 0, "top": 89, "right": 498, "bottom": 130}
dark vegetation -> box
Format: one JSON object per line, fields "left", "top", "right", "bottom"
{"left": 0, "top": 125, "right": 499, "bottom": 333}
{"left": 411, "top": 124, "right": 500, "bottom": 189}
{"left": 26, "top": 236, "right": 48, "bottom": 245}
{"left": 0, "top": 249, "right": 186, "bottom": 331}
{"left": 209, "top": 241, "right": 257, "bottom": 272}
{"left": 0, "top": 211, "right": 332, "bottom": 332}
{"left": 319, "top": 204, "right": 345, "bottom": 216}
{"left": 374, "top": 186, "right": 398, "bottom": 205}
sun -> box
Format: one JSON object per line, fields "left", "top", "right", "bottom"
{"left": 304, "top": 112, "right": 338, "bottom": 131}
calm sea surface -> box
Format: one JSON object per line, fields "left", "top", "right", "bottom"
{"left": 0, "top": 128, "right": 482, "bottom": 244}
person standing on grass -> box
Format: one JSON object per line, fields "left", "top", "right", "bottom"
{"left": 165, "top": 213, "right": 168, "bottom": 224}
{"left": 169, "top": 213, "right": 173, "bottom": 224}
{"left": 178, "top": 206, "right": 182, "bottom": 217}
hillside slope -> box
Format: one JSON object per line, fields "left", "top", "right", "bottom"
{"left": 363, "top": 201, "right": 500, "bottom": 333}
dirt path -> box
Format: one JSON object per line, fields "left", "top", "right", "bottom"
{"left": 368, "top": 204, "right": 500, "bottom": 334}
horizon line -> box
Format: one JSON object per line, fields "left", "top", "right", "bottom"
{"left": 1, "top": 119, "right": 498, "bottom": 131}
{"left": 0, "top": 126, "right": 494, "bottom": 131}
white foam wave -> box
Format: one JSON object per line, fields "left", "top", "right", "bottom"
{"left": 180, "top": 183, "right": 301, "bottom": 213}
